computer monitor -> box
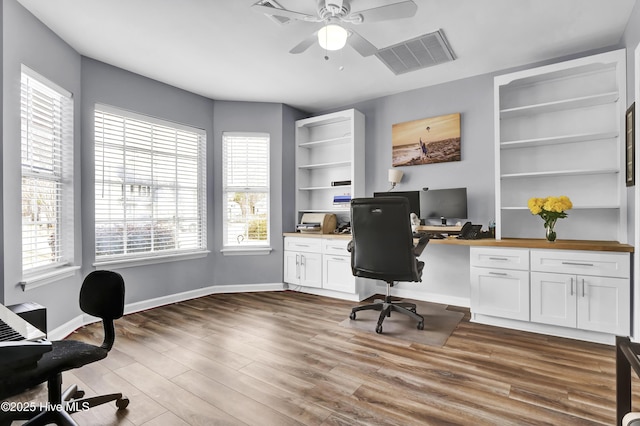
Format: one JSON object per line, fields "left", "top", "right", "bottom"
{"left": 373, "top": 191, "right": 420, "bottom": 216}
{"left": 419, "top": 187, "right": 468, "bottom": 225}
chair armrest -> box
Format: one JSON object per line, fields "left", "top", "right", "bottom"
{"left": 413, "top": 235, "right": 430, "bottom": 257}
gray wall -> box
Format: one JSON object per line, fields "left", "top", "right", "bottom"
{"left": 81, "top": 57, "right": 216, "bottom": 304}
{"left": 339, "top": 74, "right": 496, "bottom": 303}
{"left": 2, "top": 0, "right": 83, "bottom": 327}
{"left": 622, "top": 0, "right": 640, "bottom": 248}
{"left": 210, "top": 101, "right": 303, "bottom": 285}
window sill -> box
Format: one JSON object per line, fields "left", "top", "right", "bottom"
{"left": 93, "top": 250, "right": 210, "bottom": 269}
{"left": 20, "top": 265, "right": 81, "bottom": 291}
{"left": 221, "top": 247, "right": 273, "bottom": 256}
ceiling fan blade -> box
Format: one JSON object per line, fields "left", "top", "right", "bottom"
{"left": 252, "top": 3, "right": 318, "bottom": 22}
{"left": 356, "top": 1, "right": 418, "bottom": 23}
{"left": 347, "top": 29, "right": 377, "bottom": 57}
{"left": 290, "top": 32, "right": 319, "bottom": 54}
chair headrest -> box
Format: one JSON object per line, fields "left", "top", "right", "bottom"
{"left": 80, "top": 270, "right": 125, "bottom": 320}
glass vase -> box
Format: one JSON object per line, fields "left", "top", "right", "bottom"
{"left": 545, "top": 221, "right": 557, "bottom": 242}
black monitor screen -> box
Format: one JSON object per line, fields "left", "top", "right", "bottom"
{"left": 373, "top": 191, "right": 420, "bottom": 216}
{"left": 419, "top": 188, "right": 468, "bottom": 222}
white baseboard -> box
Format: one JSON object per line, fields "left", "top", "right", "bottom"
{"left": 48, "top": 282, "right": 286, "bottom": 340}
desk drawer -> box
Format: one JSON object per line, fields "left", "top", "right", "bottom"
{"left": 284, "top": 237, "right": 321, "bottom": 253}
{"left": 531, "top": 250, "right": 630, "bottom": 278}
{"left": 470, "top": 247, "right": 529, "bottom": 271}
{"left": 322, "top": 238, "right": 351, "bottom": 256}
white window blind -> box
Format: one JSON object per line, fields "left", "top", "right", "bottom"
{"left": 94, "top": 105, "right": 207, "bottom": 260}
{"left": 222, "top": 132, "right": 270, "bottom": 247}
{"left": 21, "top": 67, "right": 74, "bottom": 274}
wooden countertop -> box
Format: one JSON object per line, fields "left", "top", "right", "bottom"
{"left": 426, "top": 237, "right": 634, "bottom": 252}
{"left": 283, "top": 233, "right": 633, "bottom": 252}
{"left": 283, "top": 232, "right": 352, "bottom": 240}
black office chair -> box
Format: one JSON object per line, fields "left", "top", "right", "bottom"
{"left": 0, "top": 270, "right": 129, "bottom": 426}
{"left": 348, "top": 197, "right": 430, "bottom": 334}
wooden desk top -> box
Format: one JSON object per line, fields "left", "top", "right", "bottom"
{"left": 426, "top": 237, "right": 634, "bottom": 252}
{"left": 283, "top": 233, "right": 633, "bottom": 252}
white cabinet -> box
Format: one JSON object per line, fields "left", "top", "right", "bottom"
{"left": 470, "top": 246, "right": 631, "bottom": 340}
{"left": 283, "top": 235, "right": 371, "bottom": 300}
{"left": 284, "top": 237, "right": 322, "bottom": 288}
{"left": 321, "top": 238, "right": 355, "bottom": 293}
{"left": 530, "top": 250, "right": 630, "bottom": 335}
{"left": 494, "top": 49, "right": 627, "bottom": 242}
{"left": 295, "top": 109, "right": 365, "bottom": 225}
{"left": 470, "top": 247, "right": 530, "bottom": 321}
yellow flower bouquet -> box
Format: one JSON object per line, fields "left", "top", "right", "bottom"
{"left": 527, "top": 196, "right": 573, "bottom": 241}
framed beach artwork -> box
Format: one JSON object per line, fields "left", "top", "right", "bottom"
{"left": 392, "top": 113, "right": 461, "bottom": 166}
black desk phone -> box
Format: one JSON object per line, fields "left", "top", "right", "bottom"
{"left": 458, "top": 222, "right": 482, "bottom": 240}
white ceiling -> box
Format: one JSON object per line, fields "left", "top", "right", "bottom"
{"left": 16, "top": 0, "right": 637, "bottom": 113}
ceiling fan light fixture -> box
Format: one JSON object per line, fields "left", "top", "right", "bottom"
{"left": 318, "top": 24, "right": 348, "bottom": 51}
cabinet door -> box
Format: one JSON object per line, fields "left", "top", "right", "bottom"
{"left": 577, "top": 275, "right": 630, "bottom": 335}
{"left": 300, "top": 252, "right": 322, "bottom": 288}
{"left": 283, "top": 251, "right": 300, "bottom": 285}
{"left": 470, "top": 267, "right": 530, "bottom": 321}
{"left": 530, "top": 272, "right": 577, "bottom": 328}
{"left": 322, "top": 255, "right": 355, "bottom": 293}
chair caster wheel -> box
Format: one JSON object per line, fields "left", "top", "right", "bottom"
{"left": 116, "top": 397, "right": 130, "bottom": 410}
{"left": 417, "top": 321, "right": 424, "bottom": 330}
{"left": 375, "top": 324, "right": 383, "bottom": 334}
{"left": 349, "top": 312, "right": 356, "bottom": 320}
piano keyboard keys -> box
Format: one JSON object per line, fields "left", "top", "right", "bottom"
{"left": 0, "top": 318, "right": 25, "bottom": 342}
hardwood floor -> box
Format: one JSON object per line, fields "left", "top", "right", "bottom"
{"left": 5, "top": 291, "right": 629, "bottom": 425}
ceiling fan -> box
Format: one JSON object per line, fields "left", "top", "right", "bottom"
{"left": 252, "top": 0, "right": 418, "bottom": 57}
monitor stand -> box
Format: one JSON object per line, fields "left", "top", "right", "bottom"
{"left": 441, "top": 217, "right": 447, "bottom": 226}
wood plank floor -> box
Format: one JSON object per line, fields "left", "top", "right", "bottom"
{"left": 5, "top": 290, "right": 631, "bottom": 425}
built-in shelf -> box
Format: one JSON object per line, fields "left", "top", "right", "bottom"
{"left": 298, "top": 160, "right": 351, "bottom": 170}
{"left": 501, "top": 205, "right": 621, "bottom": 211}
{"left": 298, "top": 135, "right": 351, "bottom": 148}
{"left": 500, "top": 131, "right": 619, "bottom": 149}
{"left": 298, "top": 208, "right": 349, "bottom": 213}
{"left": 500, "top": 92, "right": 619, "bottom": 119}
{"left": 299, "top": 185, "right": 352, "bottom": 191}
{"left": 295, "top": 109, "right": 364, "bottom": 224}
{"left": 494, "top": 49, "right": 626, "bottom": 242}
{"left": 501, "top": 168, "right": 619, "bottom": 179}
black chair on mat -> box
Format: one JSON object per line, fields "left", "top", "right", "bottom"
{"left": 0, "top": 270, "right": 129, "bottom": 426}
{"left": 348, "top": 197, "right": 430, "bottom": 334}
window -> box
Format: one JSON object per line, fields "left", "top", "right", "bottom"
{"left": 20, "top": 66, "right": 74, "bottom": 274}
{"left": 222, "top": 132, "right": 270, "bottom": 250}
{"left": 94, "top": 105, "right": 206, "bottom": 262}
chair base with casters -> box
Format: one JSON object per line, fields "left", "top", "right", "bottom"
{"left": 349, "top": 281, "right": 424, "bottom": 334}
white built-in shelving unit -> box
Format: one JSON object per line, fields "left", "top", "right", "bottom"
{"left": 494, "top": 49, "right": 627, "bottom": 242}
{"left": 295, "top": 109, "right": 365, "bottom": 224}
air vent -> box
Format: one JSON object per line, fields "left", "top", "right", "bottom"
{"left": 255, "top": 0, "right": 290, "bottom": 25}
{"left": 375, "top": 29, "right": 455, "bottom": 75}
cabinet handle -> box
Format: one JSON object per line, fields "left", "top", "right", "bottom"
{"left": 489, "top": 257, "right": 509, "bottom": 261}
{"left": 331, "top": 246, "right": 343, "bottom": 250}
{"left": 561, "top": 261, "right": 594, "bottom": 267}
{"left": 489, "top": 272, "right": 508, "bottom": 276}
{"left": 296, "top": 254, "right": 300, "bottom": 279}
{"left": 331, "top": 257, "right": 346, "bottom": 261}
{"left": 295, "top": 244, "right": 310, "bottom": 248}
{"left": 582, "top": 278, "right": 586, "bottom": 297}
{"left": 570, "top": 277, "right": 574, "bottom": 296}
